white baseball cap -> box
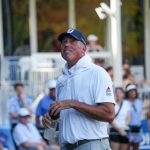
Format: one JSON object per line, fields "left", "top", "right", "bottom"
{"left": 87, "top": 34, "right": 98, "bottom": 42}
{"left": 126, "top": 84, "right": 137, "bottom": 92}
{"left": 48, "top": 80, "right": 57, "bottom": 89}
{"left": 18, "top": 108, "right": 30, "bottom": 117}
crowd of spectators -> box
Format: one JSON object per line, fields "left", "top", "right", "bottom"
{"left": 1, "top": 80, "right": 60, "bottom": 150}
{"left": 4, "top": 60, "right": 147, "bottom": 150}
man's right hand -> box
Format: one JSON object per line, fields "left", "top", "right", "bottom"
{"left": 42, "top": 113, "right": 52, "bottom": 128}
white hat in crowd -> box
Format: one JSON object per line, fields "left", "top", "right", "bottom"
{"left": 126, "top": 84, "right": 137, "bottom": 92}
{"left": 87, "top": 34, "right": 98, "bottom": 42}
{"left": 48, "top": 80, "right": 57, "bottom": 89}
{"left": 18, "top": 108, "right": 30, "bottom": 117}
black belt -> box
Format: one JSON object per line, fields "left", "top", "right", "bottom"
{"left": 66, "top": 137, "right": 108, "bottom": 149}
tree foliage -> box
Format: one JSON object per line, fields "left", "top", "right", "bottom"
{"left": 11, "top": 0, "right": 29, "bottom": 51}
{"left": 121, "top": 0, "right": 144, "bottom": 63}
{"left": 5, "top": 0, "right": 144, "bottom": 63}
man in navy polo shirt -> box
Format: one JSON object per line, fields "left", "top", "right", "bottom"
{"left": 36, "top": 80, "right": 56, "bottom": 128}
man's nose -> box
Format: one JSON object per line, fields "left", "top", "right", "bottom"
{"left": 63, "top": 40, "right": 71, "bottom": 46}
{"left": 65, "top": 42, "right": 70, "bottom": 47}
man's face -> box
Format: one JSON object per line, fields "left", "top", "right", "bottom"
{"left": 49, "top": 88, "right": 56, "bottom": 100}
{"left": 115, "top": 89, "right": 124, "bottom": 100}
{"left": 15, "top": 86, "right": 24, "bottom": 96}
{"left": 61, "top": 36, "right": 86, "bottom": 67}
{"left": 20, "top": 116, "right": 30, "bottom": 124}
{"left": 128, "top": 90, "right": 137, "bottom": 99}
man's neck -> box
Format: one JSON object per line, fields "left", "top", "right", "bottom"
{"left": 68, "top": 60, "right": 78, "bottom": 69}
{"left": 67, "top": 55, "right": 85, "bottom": 69}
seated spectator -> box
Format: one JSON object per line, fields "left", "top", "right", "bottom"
{"left": 13, "top": 108, "right": 48, "bottom": 150}
{"left": 8, "top": 83, "right": 33, "bottom": 129}
{"left": 0, "top": 128, "right": 16, "bottom": 150}
{"left": 0, "top": 132, "right": 11, "bottom": 150}
{"left": 36, "top": 80, "right": 57, "bottom": 128}
{"left": 105, "top": 66, "right": 114, "bottom": 81}
{"left": 122, "top": 64, "right": 134, "bottom": 88}
{"left": 87, "top": 34, "right": 103, "bottom": 52}
{"left": 0, "top": 144, "right": 3, "bottom": 150}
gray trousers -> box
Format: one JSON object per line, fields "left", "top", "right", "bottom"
{"left": 61, "top": 139, "right": 111, "bottom": 150}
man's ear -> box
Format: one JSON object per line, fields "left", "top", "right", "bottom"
{"left": 82, "top": 45, "right": 87, "bottom": 53}
{"left": 84, "top": 45, "right": 87, "bottom": 52}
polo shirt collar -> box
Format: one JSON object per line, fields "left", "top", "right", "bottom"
{"left": 63, "top": 55, "right": 92, "bottom": 75}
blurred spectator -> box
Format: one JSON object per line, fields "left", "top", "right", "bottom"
{"left": 0, "top": 144, "right": 3, "bottom": 150}
{"left": 13, "top": 108, "right": 48, "bottom": 150}
{"left": 94, "top": 58, "right": 108, "bottom": 68}
{"left": 146, "top": 104, "right": 150, "bottom": 131}
{"left": 14, "top": 38, "right": 30, "bottom": 56}
{"left": 48, "top": 144, "right": 60, "bottom": 150}
{"left": 141, "top": 115, "right": 150, "bottom": 133}
{"left": 0, "top": 144, "right": 7, "bottom": 150}
{"left": 141, "top": 101, "right": 150, "bottom": 145}
{"left": 0, "top": 132, "right": 11, "bottom": 150}
{"left": 50, "top": 36, "right": 61, "bottom": 52}
{"left": 8, "top": 83, "right": 33, "bottom": 129}
{"left": 44, "top": 36, "right": 61, "bottom": 52}
{"left": 36, "top": 80, "right": 56, "bottom": 128}
{"left": 0, "top": 55, "right": 1, "bottom": 88}
{"left": 106, "top": 66, "right": 114, "bottom": 81}
{"left": 110, "top": 87, "right": 130, "bottom": 150}
{"left": 87, "top": 34, "right": 103, "bottom": 52}
{"left": 125, "top": 83, "right": 143, "bottom": 150}
{"left": 123, "top": 64, "right": 134, "bottom": 88}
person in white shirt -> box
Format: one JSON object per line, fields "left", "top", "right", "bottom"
{"left": 13, "top": 108, "right": 48, "bottom": 150}
{"left": 86, "top": 34, "right": 103, "bottom": 52}
{"left": 125, "top": 84, "right": 143, "bottom": 150}
{"left": 42, "top": 28, "right": 115, "bottom": 150}
{"left": 110, "top": 87, "right": 130, "bottom": 150}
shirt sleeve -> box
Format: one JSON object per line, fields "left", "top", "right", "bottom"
{"left": 93, "top": 68, "right": 115, "bottom": 104}
{"left": 36, "top": 101, "right": 43, "bottom": 116}
{"left": 8, "top": 97, "right": 17, "bottom": 113}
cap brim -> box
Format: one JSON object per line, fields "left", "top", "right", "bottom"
{"left": 58, "top": 32, "right": 80, "bottom": 42}
{"left": 49, "top": 87, "right": 55, "bottom": 89}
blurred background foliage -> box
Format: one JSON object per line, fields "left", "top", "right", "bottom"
{"left": 2, "top": 0, "right": 144, "bottom": 64}
{"left": 121, "top": 0, "right": 144, "bottom": 64}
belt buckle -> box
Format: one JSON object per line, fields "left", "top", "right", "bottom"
{"left": 66, "top": 142, "right": 78, "bottom": 150}
{"left": 74, "top": 142, "right": 78, "bottom": 148}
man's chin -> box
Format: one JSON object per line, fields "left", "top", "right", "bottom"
{"left": 63, "top": 54, "right": 73, "bottom": 61}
